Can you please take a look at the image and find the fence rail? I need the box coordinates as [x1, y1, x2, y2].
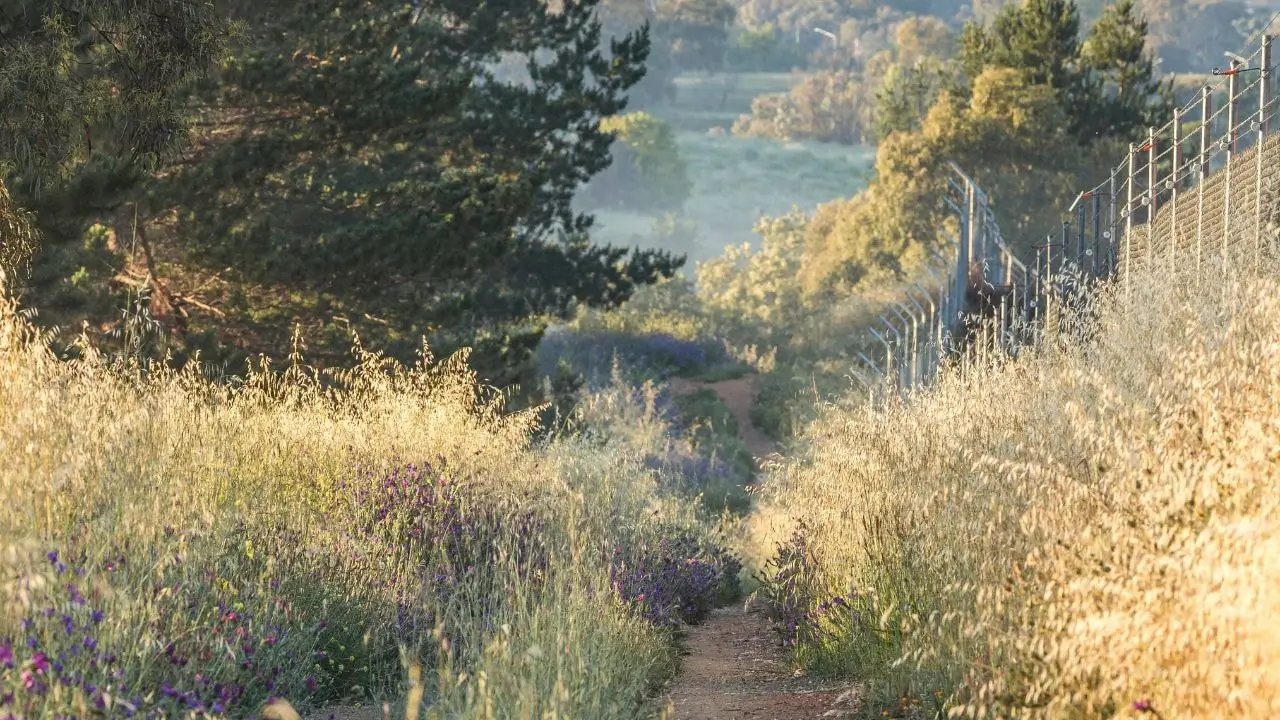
[854, 22, 1280, 401]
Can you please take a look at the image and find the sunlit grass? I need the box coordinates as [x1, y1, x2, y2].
[746, 235, 1280, 717]
[0, 282, 740, 718]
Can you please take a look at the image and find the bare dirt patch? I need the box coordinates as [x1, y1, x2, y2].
[667, 375, 777, 462]
[653, 606, 861, 719]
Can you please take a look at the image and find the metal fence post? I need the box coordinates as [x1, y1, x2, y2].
[1059, 220, 1070, 312]
[869, 327, 893, 388]
[1198, 85, 1213, 278]
[967, 182, 979, 269]
[1256, 35, 1273, 264]
[1108, 167, 1118, 277]
[1088, 193, 1099, 277]
[1046, 231, 1056, 334]
[1265, 35, 1274, 138]
[1228, 57, 1241, 158]
[912, 284, 936, 381]
[1224, 57, 1241, 273]
[1145, 126, 1157, 271]
[1147, 126, 1159, 219]
[908, 310, 920, 388]
[1125, 142, 1137, 299]
[1171, 107, 1182, 268]
[1076, 197, 1087, 269]
[956, 185, 971, 329]
[889, 303, 917, 389]
[1033, 248, 1043, 324]
[1059, 221, 1069, 276]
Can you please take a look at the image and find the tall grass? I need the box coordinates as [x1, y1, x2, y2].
[0, 282, 740, 718]
[747, 245, 1280, 718]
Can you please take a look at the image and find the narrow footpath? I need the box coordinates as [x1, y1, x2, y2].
[309, 375, 851, 720]
[665, 375, 777, 462]
[653, 604, 860, 719]
[659, 376, 861, 720]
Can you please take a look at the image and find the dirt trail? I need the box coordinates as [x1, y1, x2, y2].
[310, 376, 806, 720]
[657, 376, 866, 719]
[653, 606, 860, 720]
[666, 375, 777, 462]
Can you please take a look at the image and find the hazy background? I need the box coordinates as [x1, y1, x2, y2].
[574, 0, 1278, 272]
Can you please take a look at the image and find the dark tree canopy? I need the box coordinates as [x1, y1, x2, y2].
[144, 0, 683, 370]
[3, 0, 685, 382]
[0, 0, 234, 192]
[1, 0, 233, 281]
[1077, 0, 1170, 137]
[958, 0, 1170, 144]
[661, 0, 736, 73]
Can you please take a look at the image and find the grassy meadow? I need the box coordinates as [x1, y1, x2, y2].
[585, 132, 873, 268]
[0, 67, 850, 718]
[0, 283, 747, 719]
[742, 238, 1280, 718]
[664, 72, 809, 132]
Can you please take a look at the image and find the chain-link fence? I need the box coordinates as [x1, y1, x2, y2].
[855, 21, 1280, 402]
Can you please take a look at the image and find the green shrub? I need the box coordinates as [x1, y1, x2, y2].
[726, 24, 806, 72]
[584, 113, 692, 213]
[731, 69, 873, 145]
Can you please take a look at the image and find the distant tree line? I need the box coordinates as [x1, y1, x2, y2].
[793, 0, 1174, 296]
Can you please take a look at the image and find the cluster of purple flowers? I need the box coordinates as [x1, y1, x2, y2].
[624, 384, 682, 425]
[538, 328, 726, 385]
[0, 552, 147, 719]
[641, 448, 738, 489]
[341, 461, 551, 664]
[751, 523, 855, 648]
[609, 532, 742, 630]
[0, 548, 322, 719]
[639, 333, 718, 372]
[345, 461, 549, 587]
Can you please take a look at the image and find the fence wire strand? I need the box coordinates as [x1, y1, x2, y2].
[856, 26, 1280, 404]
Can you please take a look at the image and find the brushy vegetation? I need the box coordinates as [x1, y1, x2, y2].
[0, 280, 745, 719]
[550, 205, 918, 441]
[8, 2, 1273, 718]
[744, 238, 1280, 717]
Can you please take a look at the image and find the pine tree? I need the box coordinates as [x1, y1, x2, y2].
[957, 0, 1167, 144]
[874, 59, 951, 141]
[149, 0, 683, 373]
[662, 0, 736, 73]
[1078, 0, 1172, 138]
[1, 0, 233, 274]
[988, 0, 1082, 92]
[1, 1, 233, 193]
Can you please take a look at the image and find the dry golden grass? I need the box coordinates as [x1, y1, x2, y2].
[747, 243, 1280, 718]
[0, 276, 718, 718]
